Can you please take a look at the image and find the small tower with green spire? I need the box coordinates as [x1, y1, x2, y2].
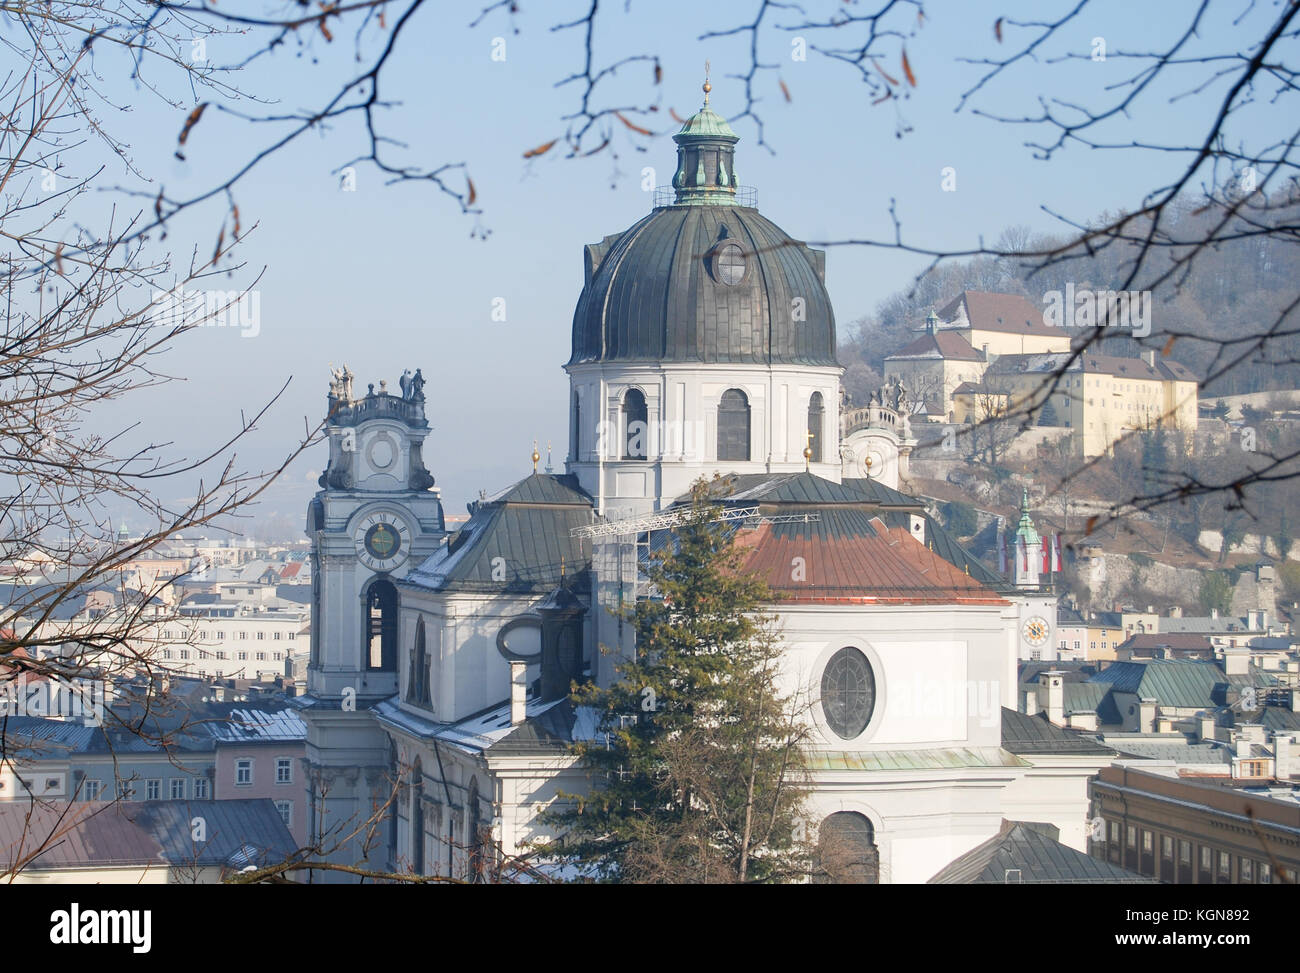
[670, 65, 744, 205]
[1013, 487, 1042, 588]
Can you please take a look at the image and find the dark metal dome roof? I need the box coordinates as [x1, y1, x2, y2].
[569, 95, 836, 367]
[568, 203, 837, 366]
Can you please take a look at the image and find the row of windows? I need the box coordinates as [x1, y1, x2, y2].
[162, 631, 294, 641]
[1109, 821, 1275, 883]
[235, 757, 295, 786]
[160, 649, 283, 662]
[85, 778, 211, 801]
[609, 388, 826, 464]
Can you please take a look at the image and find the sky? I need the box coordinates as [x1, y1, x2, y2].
[36, 0, 1288, 538]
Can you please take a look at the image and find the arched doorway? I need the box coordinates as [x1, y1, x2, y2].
[815, 811, 879, 884]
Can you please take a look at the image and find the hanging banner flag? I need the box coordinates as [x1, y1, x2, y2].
[1042, 540, 1051, 575]
[1052, 534, 1062, 573]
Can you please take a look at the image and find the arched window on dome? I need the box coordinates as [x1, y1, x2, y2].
[363, 578, 399, 672]
[807, 392, 825, 464]
[718, 389, 750, 462]
[814, 811, 879, 884]
[622, 388, 648, 460]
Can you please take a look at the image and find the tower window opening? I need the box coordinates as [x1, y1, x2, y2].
[718, 388, 751, 462]
[807, 391, 825, 464]
[364, 578, 399, 672]
[623, 388, 648, 459]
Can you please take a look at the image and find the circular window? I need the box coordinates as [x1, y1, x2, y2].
[821, 647, 876, 740]
[714, 243, 746, 285]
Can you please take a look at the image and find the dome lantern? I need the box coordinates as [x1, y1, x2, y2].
[670, 69, 743, 205]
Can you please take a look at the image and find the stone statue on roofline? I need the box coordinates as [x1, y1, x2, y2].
[328, 363, 356, 403]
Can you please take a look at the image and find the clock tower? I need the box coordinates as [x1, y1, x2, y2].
[1011, 489, 1057, 662]
[297, 367, 445, 876]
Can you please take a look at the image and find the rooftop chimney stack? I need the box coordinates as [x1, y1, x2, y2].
[1275, 736, 1293, 779]
[1024, 689, 1039, 717]
[510, 660, 527, 726]
[1038, 671, 1064, 726]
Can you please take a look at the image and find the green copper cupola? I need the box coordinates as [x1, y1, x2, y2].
[1015, 488, 1041, 547]
[670, 75, 743, 205]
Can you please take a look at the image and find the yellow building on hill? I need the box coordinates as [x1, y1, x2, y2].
[959, 350, 1198, 458]
[884, 291, 1073, 420]
[935, 291, 1072, 357]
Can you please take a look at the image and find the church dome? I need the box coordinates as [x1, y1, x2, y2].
[568, 93, 837, 368]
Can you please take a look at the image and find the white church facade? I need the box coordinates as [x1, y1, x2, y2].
[292, 89, 1106, 883]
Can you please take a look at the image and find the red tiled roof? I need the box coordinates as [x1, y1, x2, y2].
[939, 291, 1062, 337]
[731, 518, 1007, 605]
[889, 330, 985, 362]
[278, 562, 302, 579]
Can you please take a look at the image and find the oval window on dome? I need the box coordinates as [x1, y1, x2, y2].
[821, 647, 876, 740]
[714, 243, 746, 285]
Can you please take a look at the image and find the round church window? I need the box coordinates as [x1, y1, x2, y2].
[715, 243, 746, 285]
[821, 647, 876, 740]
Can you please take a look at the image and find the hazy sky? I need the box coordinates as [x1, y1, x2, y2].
[51, 0, 1283, 537]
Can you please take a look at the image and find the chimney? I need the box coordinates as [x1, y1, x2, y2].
[1223, 646, 1249, 676]
[1198, 714, 1216, 742]
[1138, 698, 1157, 733]
[1275, 737, 1293, 779]
[1024, 689, 1039, 717]
[1235, 735, 1251, 760]
[1141, 349, 1156, 368]
[1038, 671, 1064, 726]
[1211, 608, 1219, 619]
[509, 660, 527, 726]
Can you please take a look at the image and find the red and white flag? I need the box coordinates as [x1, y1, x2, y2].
[1051, 534, 1062, 573]
[1042, 541, 1051, 575]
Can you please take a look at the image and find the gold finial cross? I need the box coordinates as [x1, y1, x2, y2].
[532, 438, 540, 473]
[703, 60, 711, 104]
[803, 429, 814, 472]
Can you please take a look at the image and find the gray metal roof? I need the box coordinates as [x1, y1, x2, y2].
[404, 474, 595, 594]
[0, 799, 295, 871]
[1088, 660, 1228, 708]
[1001, 708, 1115, 755]
[928, 822, 1156, 884]
[1102, 738, 1233, 764]
[569, 204, 836, 366]
[1159, 615, 1250, 634]
[206, 708, 306, 743]
[373, 695, 580, 756]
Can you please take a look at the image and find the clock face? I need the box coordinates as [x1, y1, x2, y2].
[354, 514, 409, 571]
[1022, 616, 1049, 646]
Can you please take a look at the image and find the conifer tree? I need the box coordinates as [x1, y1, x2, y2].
[548, 480, 811, 883]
